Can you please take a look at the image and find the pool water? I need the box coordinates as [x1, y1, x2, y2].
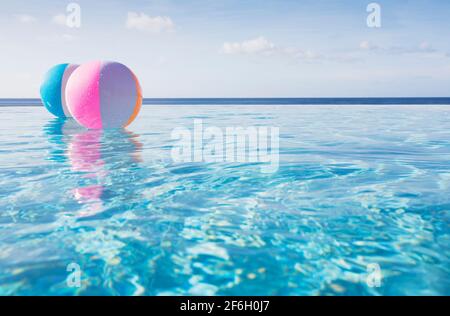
[0, 105, 449, 295]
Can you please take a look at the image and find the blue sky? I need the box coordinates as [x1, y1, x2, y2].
[1, 0, 450, 97]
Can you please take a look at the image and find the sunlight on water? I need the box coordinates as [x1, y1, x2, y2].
[0, 105, 449, 295]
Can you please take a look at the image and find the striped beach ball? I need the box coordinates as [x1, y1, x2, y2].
[40, 63, 79, 118]
[65, 61, 142, 129]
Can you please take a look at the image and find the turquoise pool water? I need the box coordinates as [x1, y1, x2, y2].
[0, 105, 449, 295]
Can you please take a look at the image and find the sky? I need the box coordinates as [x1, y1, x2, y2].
[1, 0, 450, 98]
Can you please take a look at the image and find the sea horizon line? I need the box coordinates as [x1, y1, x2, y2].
[1, 97, 450, 106]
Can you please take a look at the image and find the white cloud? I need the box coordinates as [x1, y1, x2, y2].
[360, 40, 439, 55]
[14, 14, 37, 24]
[418, 41, 436, 53]
[125, 12, 174, 33]
[222, 36, 356, 63]
[52, 13, 67, 26]
[283, 48, 325, 61]
[223, 36, 275, 55]
[359, 40, 378, 50]
[419, 41, 430, 50]
[36, 33, 77, 43]
[61, 34, 75, 41]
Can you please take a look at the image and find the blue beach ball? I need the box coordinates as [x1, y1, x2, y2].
[40, 63, 79, 118]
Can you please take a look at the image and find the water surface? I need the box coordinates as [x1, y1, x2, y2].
[0, 105, 449, 295]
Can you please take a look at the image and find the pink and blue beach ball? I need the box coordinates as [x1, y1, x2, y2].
[40, 63, 79, 118]
[65, 61, 142, 129]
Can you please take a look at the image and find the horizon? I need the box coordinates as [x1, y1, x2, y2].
[2, 96, 450, 100]
[2, 96, 450, 106]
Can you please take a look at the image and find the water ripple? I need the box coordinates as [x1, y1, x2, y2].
[0, 106, 449, 295]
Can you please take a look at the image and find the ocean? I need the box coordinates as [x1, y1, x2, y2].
[1, 97, 450, 106]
